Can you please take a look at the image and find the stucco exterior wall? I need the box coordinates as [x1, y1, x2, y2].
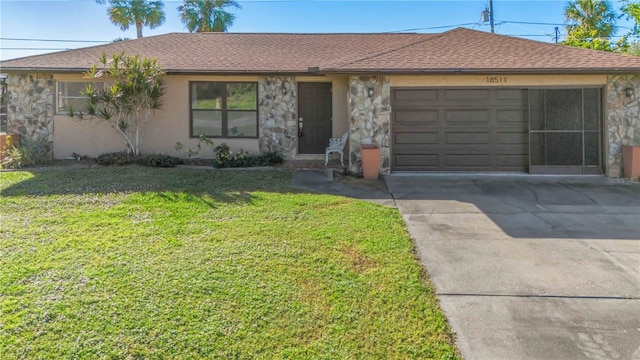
[606, 74, 640, 177]
[5, 73, 55, 158]
[54, 74, 261, 158]
[51, 73, 350, 160]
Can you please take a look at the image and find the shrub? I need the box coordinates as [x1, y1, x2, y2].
[261, 151, 284, 165]
[212, 144, 284, 168]
[96, 152, 183, 167]
[137, 154, 183, 168]
[1, 136, 49, 169]
[175, 134, 214, 162]
[213, 143, 232, 168]
[230, 149, 251, 167]
[95, 151, 138, 166]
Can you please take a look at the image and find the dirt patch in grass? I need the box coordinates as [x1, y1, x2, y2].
[339, 243, 378, 273]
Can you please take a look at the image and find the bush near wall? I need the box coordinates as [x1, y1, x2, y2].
[1, 136, 50, 169]
[213, 144, 283, 168]
[95, 147, 283, 169]
[95, 152, 184, 168]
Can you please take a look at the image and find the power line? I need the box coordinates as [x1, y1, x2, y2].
[385, 22, 481, 33]
[498, 20, 634, 30]
[499, 20, 569, 26]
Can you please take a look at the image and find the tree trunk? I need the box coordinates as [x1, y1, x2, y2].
[136, 22, 143, 38]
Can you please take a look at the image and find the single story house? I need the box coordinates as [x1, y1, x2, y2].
[1, 28, 639, 176]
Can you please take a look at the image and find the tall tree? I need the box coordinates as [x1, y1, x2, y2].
[563, 0, 619, 50]
[178, 0, 241, 32]
[96, 0, 166, 39]
[564, 0, 618, 38]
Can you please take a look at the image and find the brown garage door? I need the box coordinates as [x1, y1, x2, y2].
[391, 88, 528, 172]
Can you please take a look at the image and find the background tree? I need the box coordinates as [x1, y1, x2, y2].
[621, 0, 640, 34]
[625, 40, 640, 55]
[96, 0, 166, 38]
[563, 0, 619, 50]
[68, 52, 165, 155]
[178, 0, 240, 32]
[112, 37, 133, 43]
[607, 1, 640, 55]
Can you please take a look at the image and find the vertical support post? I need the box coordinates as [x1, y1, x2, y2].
[0, 73, 7, 133]
[489, 0, 495, 33]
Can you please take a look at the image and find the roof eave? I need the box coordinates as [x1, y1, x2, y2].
[321, 67, 640, 75]
[163, 69, 324, 76]
[2, 66, 639, 76]
[0, 67, 326, 76]
[0, 67, 90, 73]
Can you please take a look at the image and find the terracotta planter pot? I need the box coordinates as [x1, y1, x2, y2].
[622, 145, 640, 179]
[0, 133, 20, 162]
[361, 144, 380, 180]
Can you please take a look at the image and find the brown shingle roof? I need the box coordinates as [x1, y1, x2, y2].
[0, 32, 430, 73]
[2, 28, 639, 74]
[328, 28, 640, 73]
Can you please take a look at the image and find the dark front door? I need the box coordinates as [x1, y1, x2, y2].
[298, 82, 332, 154]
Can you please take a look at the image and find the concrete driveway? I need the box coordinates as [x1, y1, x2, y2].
[385, 175, 640, 360]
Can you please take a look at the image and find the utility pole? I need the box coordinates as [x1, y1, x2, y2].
[489, 0, 495, 33]
[554, 27, 559, 43]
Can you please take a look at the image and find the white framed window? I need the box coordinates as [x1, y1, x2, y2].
[56, 81, 102, 114]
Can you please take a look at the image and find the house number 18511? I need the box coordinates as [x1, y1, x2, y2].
[487, 76, 507, 84]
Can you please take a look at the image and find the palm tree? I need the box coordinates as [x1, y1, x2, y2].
[564, 0, 618, 39]
[96, 0, 166, 39]
[178, 0, 241, 32]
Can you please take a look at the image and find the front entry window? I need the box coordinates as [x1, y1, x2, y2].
[190, 82, 258, 138]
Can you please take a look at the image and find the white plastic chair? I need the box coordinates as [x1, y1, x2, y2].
[325, 132, 349, 166]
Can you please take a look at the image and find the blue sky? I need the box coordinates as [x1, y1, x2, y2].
[0, 0, 635, 60]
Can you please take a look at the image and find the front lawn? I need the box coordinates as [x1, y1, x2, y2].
[0, 167, 459, 359]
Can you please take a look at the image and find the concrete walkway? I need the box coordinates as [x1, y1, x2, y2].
[386, 175, 640, 360]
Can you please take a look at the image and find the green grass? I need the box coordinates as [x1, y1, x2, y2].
[0, 166, 459, 359]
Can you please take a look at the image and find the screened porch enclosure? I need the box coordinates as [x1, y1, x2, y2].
[528, 88, 603, 174]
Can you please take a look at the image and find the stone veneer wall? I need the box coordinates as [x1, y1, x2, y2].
[606, 74, 640, 177]
[348, 76, 391, 175]
[6, 73, 55, 157]
[258, 76, 297, 159]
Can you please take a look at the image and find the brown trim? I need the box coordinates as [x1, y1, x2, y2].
[2, 67, 640, 76]
[0, 68, 328, 76]
[320, 68, 640, 75]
